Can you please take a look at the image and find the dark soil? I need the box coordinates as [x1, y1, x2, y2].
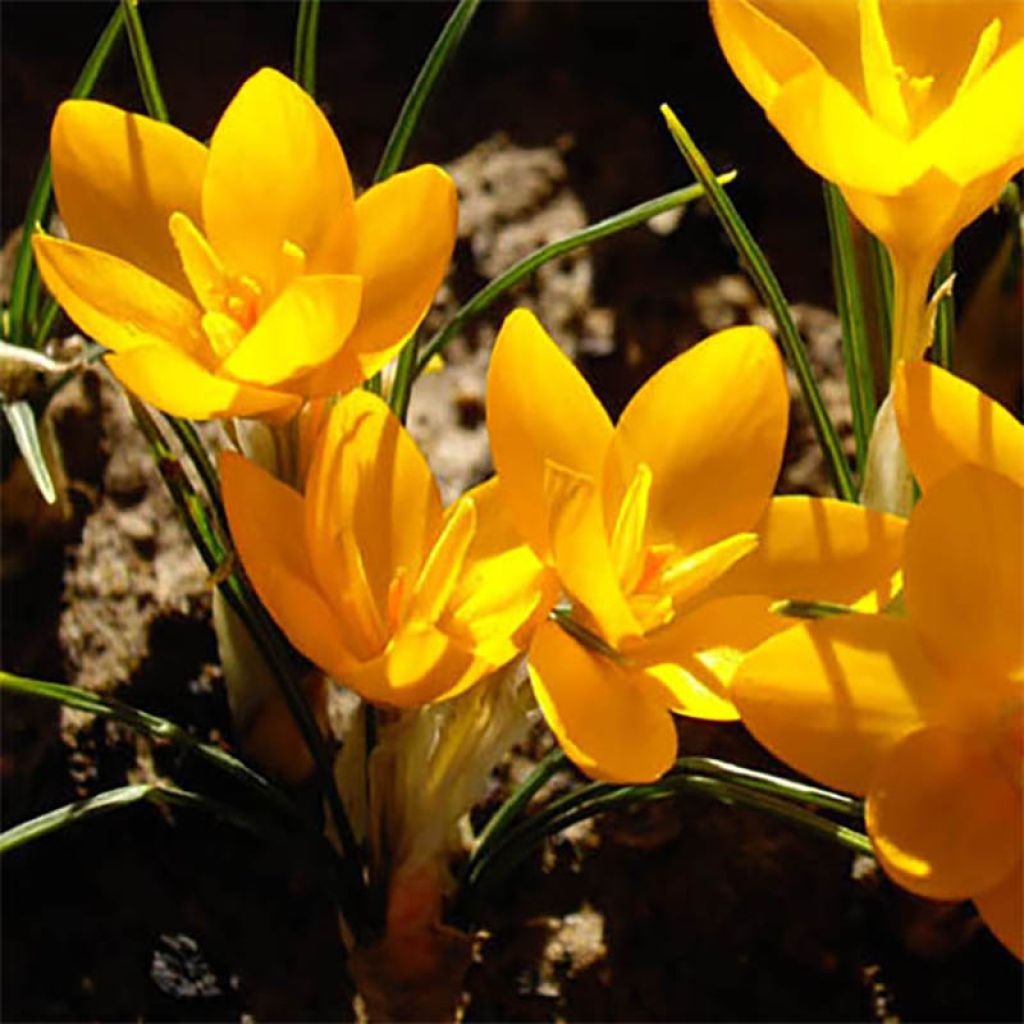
[3, 3, 1022, 1021]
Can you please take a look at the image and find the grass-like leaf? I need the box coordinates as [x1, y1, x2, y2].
[661, 104, 856, 502]
[121, 0, 169, 122]
[292, 0, 321, 96]
[932, 245, 955, 371]
[823, 183, 876, 476]
[374, 0, 481, 184]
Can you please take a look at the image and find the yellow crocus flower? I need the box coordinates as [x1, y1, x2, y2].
[735, 362, 1023, 958]
[710, 0, 1024, 364]
[487, 310, 906, 783]
[221, 388, 556, 708]
[32, 68, 457, 420]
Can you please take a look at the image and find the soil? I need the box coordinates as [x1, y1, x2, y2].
[3, 4, 1022, 1022]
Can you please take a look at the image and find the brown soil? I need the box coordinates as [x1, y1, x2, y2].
[3, 4, 1021, 1021]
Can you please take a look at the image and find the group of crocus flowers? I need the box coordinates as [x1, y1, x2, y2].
[30, 0, 1023, 962]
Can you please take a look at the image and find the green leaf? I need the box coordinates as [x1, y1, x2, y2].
[660, 104, 857, 503]
[823, 183, 875, 476]
[121, 0, 169, 123]
[3, 400, 56, 504]
[6, 4, 126, 348]
[292, 0, 321, 96]
[932, 245, 955, 371]
[374, 0, 481, 184]
[868, 234, 894, 370]
[413, 175, 735, 379]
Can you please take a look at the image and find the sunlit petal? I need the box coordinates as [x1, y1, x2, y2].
[32, 234, 203, 356]
[712, 496, 907, 611]
[867, 727, 1023, 900]
[219, 452, 358, 680]
[894, 361, 1024, 490]
[218, 275, 362, 389]
[487, 309, 614, 560]
[203, 68, 355, 288]
[604, 325, 787, 554]
[106, 344, 300, 421]
[733, 616, 940, 794]
[528, 620, 678, 783]
[50, 99, 206, 294]
[904, 465, 1024, 687]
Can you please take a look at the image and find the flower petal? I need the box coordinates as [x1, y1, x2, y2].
[303, 165, 457, 394]
[528, 619, 678, 783]
[712, 496, 907, 611]
[866, 726, 1023, 900]
[733, 615, 939, 794]
[975, 861, 1024, 959]
[219, 451, 358, 681]
[32, 234, 203, 356]
[487, 309, 614, 560]
[202, 68, 355, 289]
[343, 622, 489, 708]
[50, 99, 206, 294]
[305, 389, 442, 649]
[604, 326, 787, 555]
[904, 464, 1024, 688]
[105, 345, 299, 421]
[629, 595, 781, 712]
[443, 478, 559, 664]
[218, 275, 362, 389]
[544, 460, 643, 647]
[894, 361, 1024, 490]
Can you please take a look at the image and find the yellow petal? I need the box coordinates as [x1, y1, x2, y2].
[32, 234, 203, 356]
[305, 389, 442, 643]
[544, 460, 643, 647]
[106, 344, 300, 421]
[487, 309, 614, 560]
[866, 727, 1022, 900]
[50, 99, 207, 294]
[975, 861, 1024, 959]
[219, 452, 358, 680]
[904, 464, 1024, 687]
[408, 496, 476, 625]
[732, 616, 939, 794]
[920, 37, 1024, 187]
[711, 496, 907, 611]
[442, 478, 559, 662]
[629, 594, 780, 710]
[640, 662, 740, 722]
[858, 0, 910, 138]
[604, 325, 786, 554]
[303, 166, 457, 394]
[202, 68, 355, 289]
[343, 622, 488, 708]
[894, 361, 1024, 490]
[218, 275, 362, 389]
[528, 620, 678, 783]
[658, 532, 759, 608]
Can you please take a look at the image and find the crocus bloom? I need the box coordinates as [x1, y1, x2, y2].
[33, 68, 457, 420]
[734, 362, 1023, 957]
[221, 388, 555, 707]
[710, 0, 1024, 364]
[486, 310, 906, 783]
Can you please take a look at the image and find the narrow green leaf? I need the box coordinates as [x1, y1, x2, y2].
[823, 183, 875, 475]
[0, 784, 156, 854]
[770, 598, 857, 620]
[868, 234, 894, 370]
[413, 176, 734, 378]
[374, 0, 481, 184]
[661, 105, 856, 502]
[3, 400, 56, 504]
[161, 414, 227, 536]
[292, 0, 321, 96]
[121, 0, 169, 123]
[387, 331, 420, 423]
[932, 245, 955, 371]
[33, 298, 61, 348]
[7, 5, 126, 347]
